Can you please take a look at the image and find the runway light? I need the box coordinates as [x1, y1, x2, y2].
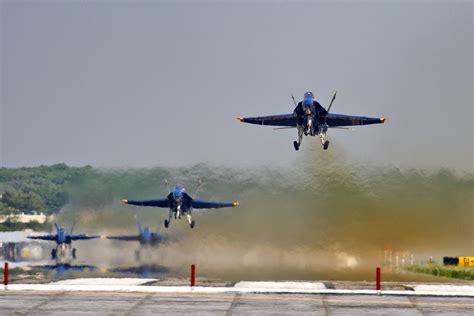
[191, 264, 196, 288]
[4, 262, 8, 290]
[376, 267, 381, 293]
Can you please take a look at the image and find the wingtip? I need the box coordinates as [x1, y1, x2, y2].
[237, 117, 244, 122]
[122, 199, 128, 204]
[233, 201, 240, 207]
[380, 117, 386, 123]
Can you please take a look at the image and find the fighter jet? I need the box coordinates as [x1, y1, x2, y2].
[238, 91, 385, 150]
[106, 221, 167, 246]
[122, 183, 239, 229]
[27, 223, 100, 260]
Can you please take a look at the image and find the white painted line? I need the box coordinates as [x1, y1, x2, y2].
[49, 278, 157, 286]
[2, 284, 473, 297]
[234, 281, 326, 290]
[411, 285, 474, 293]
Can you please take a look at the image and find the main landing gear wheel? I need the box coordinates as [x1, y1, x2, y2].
[72, 248, 77, 259]
[323, 140, 330, 150]
[51, 249, 57, 260]
[164, 219, 169, 228]
[293, 141, 299, 151]
[190, 220, 195, 229]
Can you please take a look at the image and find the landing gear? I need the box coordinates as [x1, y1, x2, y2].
[51, 248, 57, 260]
[164, 219, 169, 228]
[72, 248, 77, 259]
[318, 124, 329, 150]
[294, 125, 304, 151]
[190, 221, 195, 229]
[135, 249, 141, 261]
[323, 140, 330, 150]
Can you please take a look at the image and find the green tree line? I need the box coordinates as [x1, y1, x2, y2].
[0, 164, 95, 215]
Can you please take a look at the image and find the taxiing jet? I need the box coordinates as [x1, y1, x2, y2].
[107, 221, 167, 246]
[28, 223, 100, 260]
[238, 91, 385, 150]
[122, 183, 239, 228]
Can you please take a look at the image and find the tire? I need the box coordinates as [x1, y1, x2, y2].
[293, 141, 299, 151]
[323, 140, 329, 150]
[190, 221, 195, 229]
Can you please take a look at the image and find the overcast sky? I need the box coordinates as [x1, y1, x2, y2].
[1, 0, 472, 171]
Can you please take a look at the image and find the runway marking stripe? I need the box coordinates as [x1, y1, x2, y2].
[2, 291, 473, 308]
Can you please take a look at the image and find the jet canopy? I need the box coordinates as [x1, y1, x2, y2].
[303, 91, 314, 107]
[173, 185, 185, 201]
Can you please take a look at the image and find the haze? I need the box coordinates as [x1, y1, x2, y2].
[1, 0, 472, 171]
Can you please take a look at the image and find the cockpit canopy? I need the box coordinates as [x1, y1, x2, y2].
[303, 91, 314, 107]
[173, 185, 185, 200]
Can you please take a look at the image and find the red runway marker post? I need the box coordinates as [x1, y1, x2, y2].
[191, 264, 196, 287]
[376, 267, 381, 292]
[4, 262, 8, 289]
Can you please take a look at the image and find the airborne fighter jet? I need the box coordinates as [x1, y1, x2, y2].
[28, 223, 100, 260]
[238, 91, 385, 150]
[122, 183, 239, 229]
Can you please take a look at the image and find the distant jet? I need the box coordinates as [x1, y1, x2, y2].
[28, 223, 100, 260]
[122, 183, 239, 229]
[107, 221, 167, 246]
[238, 91, 385, 150]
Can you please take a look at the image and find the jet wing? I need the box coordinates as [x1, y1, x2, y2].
[68, 234, 100, 240]
[122, 198, 169, 208]
[107, 235, 140, 241]
[238, 113, 297, 127]
[326, 113, 385, 127]
[28, 235, 56, 241]
[192, 199, 239, 209]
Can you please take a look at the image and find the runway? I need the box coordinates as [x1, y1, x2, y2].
[0, 290, 473, 315]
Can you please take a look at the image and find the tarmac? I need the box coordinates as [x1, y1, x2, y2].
[0, 290, 473, 315]
[0, 279, 473, 315]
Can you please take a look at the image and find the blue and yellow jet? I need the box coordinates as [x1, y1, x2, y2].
[122, 184, 239, 229]
[239, 91, 385, 150]
[28, 223, 100, 260]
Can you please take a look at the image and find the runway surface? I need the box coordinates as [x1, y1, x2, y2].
[0, 290, 473, 315]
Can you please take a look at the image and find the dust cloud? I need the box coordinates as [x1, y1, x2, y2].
[60, 142, 473, 281]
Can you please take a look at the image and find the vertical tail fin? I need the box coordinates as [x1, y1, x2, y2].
[134, 215, 142, 234]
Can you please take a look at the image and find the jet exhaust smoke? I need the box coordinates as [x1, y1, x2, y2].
[61, 143, 473, 281]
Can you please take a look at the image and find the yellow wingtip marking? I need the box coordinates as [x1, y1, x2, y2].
[233, 202, 240, 206]
[238, 117, 244, 122]
[122, 199, 128, 204]
[380, 117, 386, 123]
[100, 235, 107, 239]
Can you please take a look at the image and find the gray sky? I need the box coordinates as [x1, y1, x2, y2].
[1, 0, 472, 171]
